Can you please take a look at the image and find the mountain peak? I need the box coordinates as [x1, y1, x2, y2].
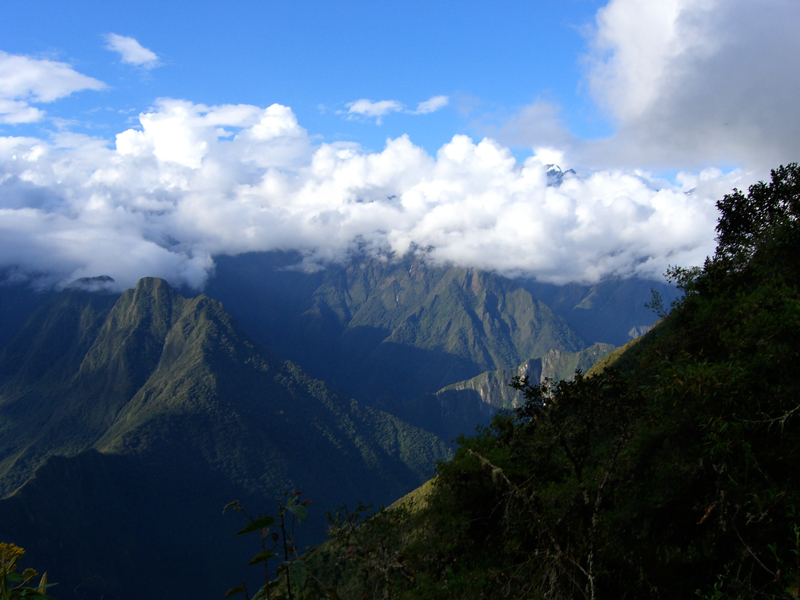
[545, 164, 576, 187]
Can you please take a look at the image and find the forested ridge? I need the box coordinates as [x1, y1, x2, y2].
[289, 164, 800, 599]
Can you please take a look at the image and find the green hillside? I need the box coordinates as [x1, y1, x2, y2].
[0, 277, 451, 599]
[521, 276, 681, 346]
[437, 342, 615, 409]
[396, 343, 615, 443]
[206, 257, 584, 412]
[298, 164, 800, 599]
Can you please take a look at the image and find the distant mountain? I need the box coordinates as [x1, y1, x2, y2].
[398, 343, 615, 442]
[544, 164, 576, 186]
[0, 274, 57, 353]
[520, 276, 680, 346]
[437, 342, 616, 409]
[0, 277, 450, 600]
[205, 253, 585, 411]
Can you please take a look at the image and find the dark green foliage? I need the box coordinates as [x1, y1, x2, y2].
[310, 165, 800, 599]
[225, 492, 316, 600]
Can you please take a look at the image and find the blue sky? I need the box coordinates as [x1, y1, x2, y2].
[1, 0, 799, 290]
[1, 1, 607, 155]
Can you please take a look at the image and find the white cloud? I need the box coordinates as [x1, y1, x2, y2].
[0, 51, 106, 123]
[344, 99, 404, 124]
[0, 100, 745, 291]
[579, 0, 800, 170]
[104, 34, 159, 68]
[342, 96, 450, 123]
[414, 95, 449, 114]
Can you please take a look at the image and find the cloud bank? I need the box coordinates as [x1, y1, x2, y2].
[493, 0, 800, 172]
[582, 0, 800, 170]
[7, 0, 795, 293]
[0, 98, 740, 291]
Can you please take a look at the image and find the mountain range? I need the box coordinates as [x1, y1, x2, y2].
[0, 276, 449, 598]
[0, 254, 671, 599]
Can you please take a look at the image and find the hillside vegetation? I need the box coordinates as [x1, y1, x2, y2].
[301, 164, 800, 599]
[397, 344, 615, 443]
[0, 278, 451, 599]
[206, 257, 587, 410]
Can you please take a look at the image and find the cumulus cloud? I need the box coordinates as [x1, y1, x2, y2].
[104, 34, 159, 68]
[579, 0, 800, 170]
[0, 51, 106, 123]
[413, 95, 449, 114]
[0, 99, 744, 291]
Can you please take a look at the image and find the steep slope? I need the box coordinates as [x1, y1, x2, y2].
[437, 342, 616, 409]
[0, 275, 56, 352]
[0, 277, 451, 599]
[0, 284, 120, 493]
[520, 276, 681, 346]
[206, 253, 584, 409]
[398, 343, 615, 442]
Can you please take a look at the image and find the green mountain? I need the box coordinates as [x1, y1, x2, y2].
[437, 342, 615, 409]
[520, 276, 680, 346]
[0, 274, 56, 352]
[299, 165, 800, 599]
[206, 255, 584, 410]
[397, 343, 615, 443]
[0, 277, 451, 599]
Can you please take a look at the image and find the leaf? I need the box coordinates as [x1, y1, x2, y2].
[290, 562, 307, 590]
[236, 516, 275, 535]
[224, 584, 247, 598]
[286, 503, 307, 521]
[252, 581, 280, 600]
[251, 584, 269, 600]
[21, 567, 38, 584]
[248, 550, 278, 566]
